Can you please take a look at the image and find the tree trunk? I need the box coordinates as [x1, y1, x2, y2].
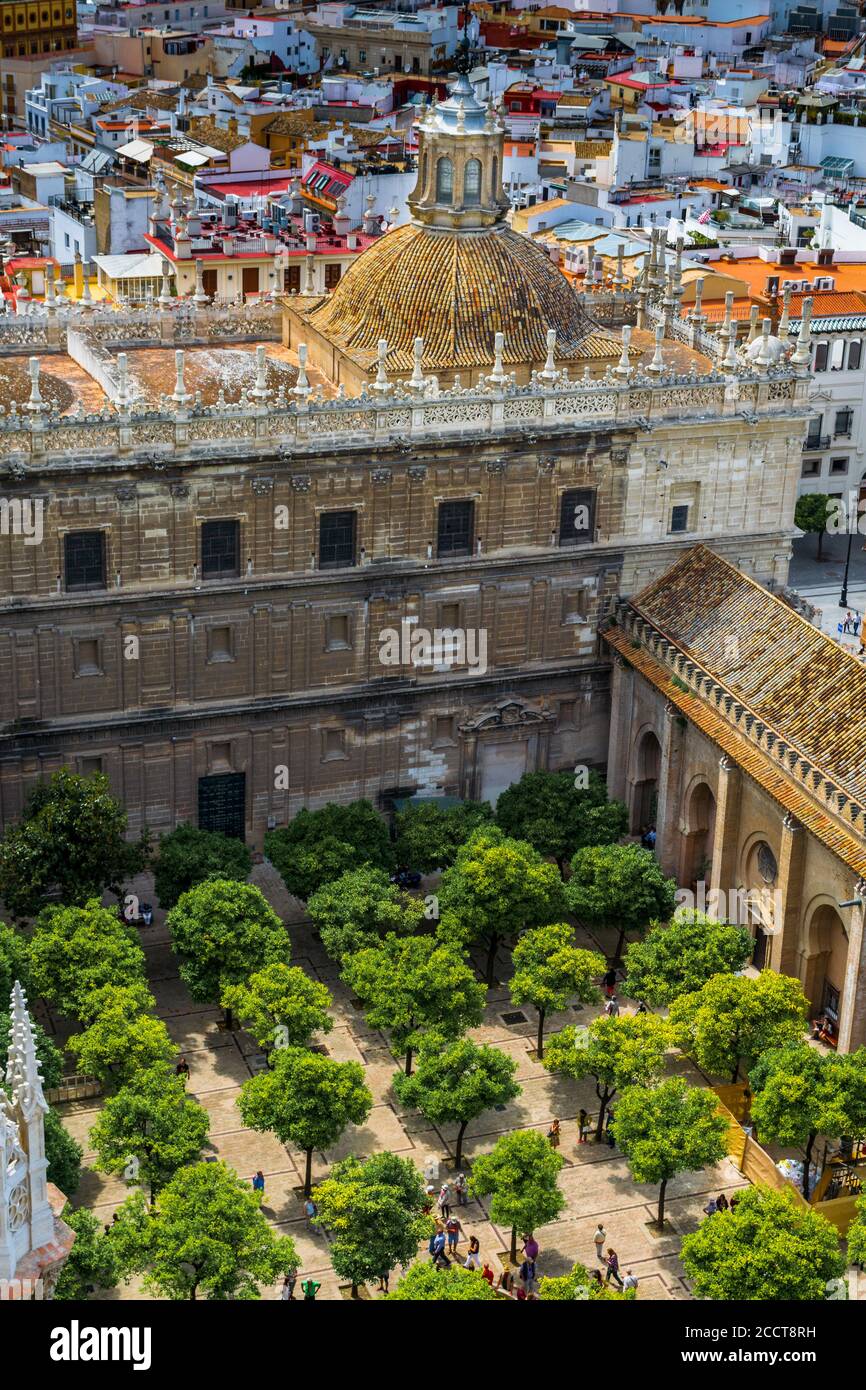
[485, 932, 500, 987]
[224, 1005, 234, 1031]
[536, 1008, 546, 1060]
[510, 1225, 518, 1263]
[455, 1119, 468, 1171]
[730, 1059, 739, 1084]
[350, 1281, 359, 1298]
[595, 1084, 612, 1141]
[556, 857, 567, 880]
[657, 1178, 668, 1231]
[613, 925, 626, 964]
[803, 1131, 816, 1200]
[303, 1147, 313, 1198]
[404, 1046, 413, 1076]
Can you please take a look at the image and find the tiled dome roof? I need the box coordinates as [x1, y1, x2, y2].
[304, 221, 612, 375]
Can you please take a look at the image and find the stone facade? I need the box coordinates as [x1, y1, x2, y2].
[606, 549, 866, 1053]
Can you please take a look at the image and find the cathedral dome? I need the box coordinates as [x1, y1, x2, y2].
[305, 219, 605, 376]
[291, 67, 617, 385]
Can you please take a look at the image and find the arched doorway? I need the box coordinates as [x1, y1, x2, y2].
[803, 904, 849, 1042]
[743, 838, 780, 970]
[681, 781, 716, 890]
[631, 730, 660, 834]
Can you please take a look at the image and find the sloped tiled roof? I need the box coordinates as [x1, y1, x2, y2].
[604, 546, 866, 876]
[187, 117, 247, 153]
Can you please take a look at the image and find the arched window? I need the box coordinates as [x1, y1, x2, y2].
[464, 158, 481, 205]
[490, 155, 499, 199]
[436, 156, 453, 204]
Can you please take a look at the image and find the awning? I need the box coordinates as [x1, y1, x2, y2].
[116, 139, 153, 162]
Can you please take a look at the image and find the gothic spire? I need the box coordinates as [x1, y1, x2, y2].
[6, 981, 48, 1121]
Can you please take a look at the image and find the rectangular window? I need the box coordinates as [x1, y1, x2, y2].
[801, 458, 821, 477]
[76, 638, 101, 675]
[830, 457, 848, 476]
[79, 755, 103, 776]
[284, 264, 301, 292]
[814, 342, 829, 372]
[848, 340, 862, 371]
[322, 728, 346, 761]
[559, 488, 595, 545]
[325, 613, 351, 650]
[834, 408, 853, 437]
[438, 601, 461, 629]
[65, 530, 106, 592]
[669, 503, 690, 534]
[324, 262, 342, 290]
[208, 625, 233, 661]
[201, 519, 240, 579]
[432, 715, 455, 746]
[319, 510, 356, 569]
[436, 500, 474, 557]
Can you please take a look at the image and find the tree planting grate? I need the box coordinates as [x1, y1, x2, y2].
[501, 1011, 528, 1026]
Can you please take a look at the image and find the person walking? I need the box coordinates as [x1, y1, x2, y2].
[605, 1248, 624, 1288]
[593, 1223, 607, 1264]
[578, 1109, 591, 1144]
[304, 1195, 317, 1224]
[437, 1181, 452, 1221]
[301, 1277, 321, 1301]
[716, 1192, 729, 1212]
[280, 1268, 298, 1301]
[454, 1171, 468, 1206]
[522, 1233, 539, 1264]
[464, 1235, 481, 1270]
[519, 1257, 536, 1292]
[430, 1226, 450, 1266]
[252, 1170, 265, 1195]
[547, 1118, 561, 1150]
[377, 1270, 390, 1294]
[175, 1056, 190, 1086]
[445, 1213, 464, 1255]
[603, 967, 618, 999]
[481, 1262, 495, 1286]
[622, 1270, 638, 1294]
[604, 995, 620, 1018]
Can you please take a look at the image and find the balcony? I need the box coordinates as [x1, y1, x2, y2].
[803, 435, 830, 451]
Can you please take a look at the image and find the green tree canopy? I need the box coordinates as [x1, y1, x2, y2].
[0, 1009, 63, 1089]
[307, 865, 425, 965]
[0, 922, 30, 999]
[153, 823, 251, 910]
[437, 827, 567, 985]
[222, 962, 333, 1055]
[108, 1162, 299, 1300]
[681, 1185, 844, 1300]
[510, 924, 604, 1058]
[0, 769, 147, 920]
[167, 879, 290, 1026]
[265, 799, 394, 901]
[67, 986, 174, 1091]
[394, 800, 493, 874]
[624, 908, 753, 1007]
[566, 843, 677, 963]
[543, 1012, 670, 1141]
[794, 493, 833, 561]
[748, 1043, 866, 1198]
[90, 1065, 211, 1203]
[54, 1205, 121, 1300]
[29, 900, 146, 1020]
[46, 1108, 83, 1196]
[393, 1038, 521, 1169]
[495, 769, 627, 874]
[669, 970, 809, 1082]
[342, 932, 486, 1075]
[538, 1261, 635, 1301]
[612, 1078, 728, 1229]
[846, 1191, 866, 1269]
[386, 1261, 499, 1300]
[469, 1128, 566, 1262]
[237, 1045, 372, 1195]
[312, 1151, 433, 1296]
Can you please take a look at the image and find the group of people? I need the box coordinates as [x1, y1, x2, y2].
[703, 1192, 737, 1218]
[592, 1225, 638, 1293]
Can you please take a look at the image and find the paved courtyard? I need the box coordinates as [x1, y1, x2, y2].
[52, 862, 749, 1300]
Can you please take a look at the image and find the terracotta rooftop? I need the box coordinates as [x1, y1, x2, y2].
[187, 118, 248, 153]
[605, 546, 866, 877]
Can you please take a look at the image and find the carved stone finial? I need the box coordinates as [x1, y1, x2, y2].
[372, 338, 391, 394]
[292, 342, 312, 398]
[408, 336, 426, 394]
[250, 344, 271, 401]
[171, 349, 191, 406]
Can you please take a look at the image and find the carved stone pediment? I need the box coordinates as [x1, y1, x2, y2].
[460, 699, 555, 733]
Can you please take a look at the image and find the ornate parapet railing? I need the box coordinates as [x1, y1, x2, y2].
[0, 331, 810, 469]
[0, 295, 282, 357]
